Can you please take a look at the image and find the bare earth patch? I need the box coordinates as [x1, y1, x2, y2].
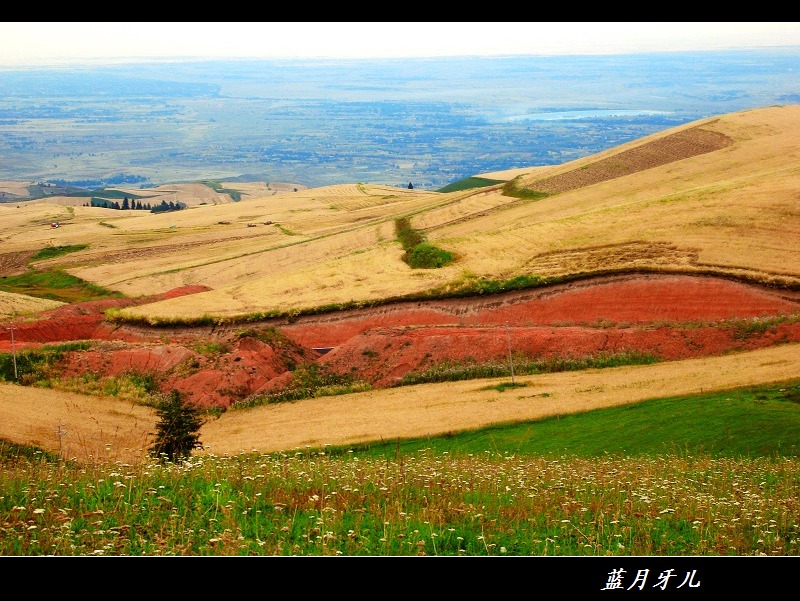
[2, 273, 799, 411]
[520, 125, 733, 194]
[0, 250, 36, 277]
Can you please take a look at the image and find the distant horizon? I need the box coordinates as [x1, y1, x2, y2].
[1, 22, 799, 66]
[3, 46, 800, 70]
[2, 48, 798, 190]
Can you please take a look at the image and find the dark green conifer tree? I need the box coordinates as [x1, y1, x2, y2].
[149, 390, 204, 462]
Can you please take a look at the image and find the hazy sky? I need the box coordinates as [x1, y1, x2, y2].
[1, 22, 798, 65]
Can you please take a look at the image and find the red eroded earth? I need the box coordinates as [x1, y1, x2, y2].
[2, 274, 800, 408]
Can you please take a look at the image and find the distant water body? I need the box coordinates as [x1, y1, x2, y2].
[507, 110, 671, 122]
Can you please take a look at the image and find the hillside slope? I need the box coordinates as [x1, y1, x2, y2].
[118, 104, 800, 321]
[2, 105, 800, 458]
[2, 105, 798, 323]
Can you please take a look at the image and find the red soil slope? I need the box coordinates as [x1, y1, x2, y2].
[2, 274, 800, 408]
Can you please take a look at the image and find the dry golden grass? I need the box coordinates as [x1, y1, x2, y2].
[4, 105, 800, 462]
[3, 105, 800, 321]
[0, 291, 64, 318]
[2, 343, 798, 462]
[0, 382, 155, 464]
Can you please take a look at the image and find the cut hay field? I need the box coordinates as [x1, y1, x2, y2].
[0, 290, 63, 318]
[3, 105, 799, 322]
[2, 104, 800, 462]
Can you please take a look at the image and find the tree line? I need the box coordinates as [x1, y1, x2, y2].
[84, 197, 187, 213]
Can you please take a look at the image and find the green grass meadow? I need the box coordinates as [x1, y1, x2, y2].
[345, 381, 800, 459]
[2, 379, 800, 557]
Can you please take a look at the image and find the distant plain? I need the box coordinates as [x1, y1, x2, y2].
[2, 49, 800, 191]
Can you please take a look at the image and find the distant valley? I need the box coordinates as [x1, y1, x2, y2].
[2, 49, 800, 192]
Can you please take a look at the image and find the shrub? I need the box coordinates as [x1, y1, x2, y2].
[395, 217, 425, 251]
[30, 244, 89, 261]
[395, 217, 453, 269]
[406, 243, 454, 269]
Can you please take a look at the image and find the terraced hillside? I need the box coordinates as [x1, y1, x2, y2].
[1, 105, 799, 462]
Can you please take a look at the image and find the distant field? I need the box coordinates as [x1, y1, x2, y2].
[0, 181, 307, 209]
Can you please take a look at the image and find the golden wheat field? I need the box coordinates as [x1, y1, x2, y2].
[2, 104, 796, 323]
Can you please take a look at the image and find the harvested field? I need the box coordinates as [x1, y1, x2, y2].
[2, 105, 800, 462]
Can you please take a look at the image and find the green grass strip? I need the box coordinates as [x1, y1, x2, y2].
[333, 380, 800, 460]
[0, 270, 123, 303]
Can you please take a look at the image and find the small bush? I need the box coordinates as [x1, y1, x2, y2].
[31, 244, 89, 261]
[395, 217, 453, 269]
[193, 341, 230, 355]
[395, 217, 425, 251]
[406, 243, 454, 269]
[481, 381, 529, 392]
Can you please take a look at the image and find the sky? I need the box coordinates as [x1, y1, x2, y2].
[0, 22, 798, 66]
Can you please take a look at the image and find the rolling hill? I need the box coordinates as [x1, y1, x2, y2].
[1, 104, 799, 463]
